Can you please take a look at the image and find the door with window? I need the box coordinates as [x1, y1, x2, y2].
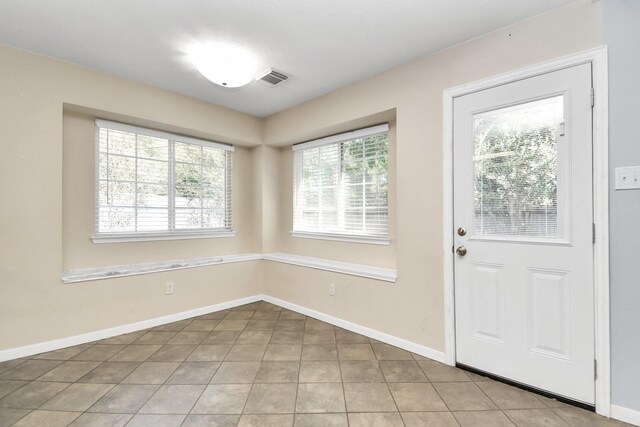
[453, 63, 594, 404]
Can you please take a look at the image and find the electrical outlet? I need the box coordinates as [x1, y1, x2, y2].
[165, 282, 175, 295]
[329, 283, 336, 296]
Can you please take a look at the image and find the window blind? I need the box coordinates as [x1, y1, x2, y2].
[293, 124, 389, 239]
[95, 120, 233, 236]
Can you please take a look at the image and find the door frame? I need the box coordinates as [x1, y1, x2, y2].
[442, 47, 610, 415]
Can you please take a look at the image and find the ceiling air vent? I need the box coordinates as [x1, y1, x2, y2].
[256, 68, 289, 86]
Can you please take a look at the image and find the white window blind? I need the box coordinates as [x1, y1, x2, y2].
[293, 124, 389, 240]
[95, 120, 233, 239]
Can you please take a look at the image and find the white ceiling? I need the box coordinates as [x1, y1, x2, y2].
[0, 0, 574, 117]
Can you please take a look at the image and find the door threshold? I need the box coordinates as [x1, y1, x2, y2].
[456, 363, 595, 412]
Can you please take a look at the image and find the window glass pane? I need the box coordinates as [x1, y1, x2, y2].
[302, 210, 319, 228]
[99, 181, 136, 207]
[473, 96, 562, 238]
[175, 186, 202, 208]
[175, 162, 201, 186]
[107, 155, 136, 182]
[138, 135, 169, 161]
[203, 209, 226, 228]
[175, 208, 202, 229]
[303, 189, 319, 208]
[98, 151, 109, 180]
[138, 159, 168, 184]
[203, 147, 225, 168]
[344, 184, 363, 208]
[343, 161, 364, 185]
[320, 187, 338, 208]
[365, 210, 388, 231]
[175, 142, 202, 164]
[137, 208, 169, 231]
[98, 207, 135, 232]
[202, 188, 225, 209]
[137, 184, 168, 208]
[202, 167, 225, 186]
[344, 209, 364, 231]
[321, 210, 339, 228]
[107, 130, 135, 156]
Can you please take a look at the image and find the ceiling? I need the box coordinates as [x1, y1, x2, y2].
[0, 0, 574, 117]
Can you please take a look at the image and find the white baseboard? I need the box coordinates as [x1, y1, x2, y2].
[0, 295, 262, 362]
[611, 405, 640, 426]
[1, 293, 446, 366]
[261, 294, 447, 363]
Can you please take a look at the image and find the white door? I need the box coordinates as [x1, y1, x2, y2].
[453, 63, 594, 404]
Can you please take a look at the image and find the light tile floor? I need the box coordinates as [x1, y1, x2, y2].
[0, 301, 632, 427]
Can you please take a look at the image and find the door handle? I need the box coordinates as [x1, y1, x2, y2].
[457, 227, 467, 236]
[456, 246, 467, 256]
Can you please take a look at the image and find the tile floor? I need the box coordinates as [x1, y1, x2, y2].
[0, 301, 631, 427]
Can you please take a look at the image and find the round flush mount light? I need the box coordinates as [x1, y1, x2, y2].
[190, 42, 260, 88]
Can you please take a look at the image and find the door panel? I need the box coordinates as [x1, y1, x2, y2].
[453, 63, 594, 404]
[470, 262, 505, 343]
[527, 268, 571, 359]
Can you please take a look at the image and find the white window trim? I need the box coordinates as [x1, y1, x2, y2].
[94, 120, 234, 242]
[91, 230, 236, 244]
[95, 120, 234, 152]
[292, 123, 390, 242]
[292, 123, 389, 151]
[290, 231, 390, 245]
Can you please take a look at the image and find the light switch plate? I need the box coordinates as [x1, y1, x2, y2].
[615, 166, 640, 190]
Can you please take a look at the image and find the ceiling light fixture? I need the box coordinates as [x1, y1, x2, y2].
[190, 42, 260, 88]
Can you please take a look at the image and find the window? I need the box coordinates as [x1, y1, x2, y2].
[94, 120, 233, 242]
[292, 124, 389, 243]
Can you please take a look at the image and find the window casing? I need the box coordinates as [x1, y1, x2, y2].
[293, 124, 389, 242]
[94, 120, 233, 242]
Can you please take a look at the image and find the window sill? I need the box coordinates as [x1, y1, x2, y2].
[264, 252, 397, 282]
[91, 231, 236, 243]
[290, 231, 390, 246]
[63, 253, 260, 283]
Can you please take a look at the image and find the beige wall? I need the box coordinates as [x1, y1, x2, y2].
[262, 0, 603, 350]
[0, 45, 263, 350]
[0, 0, 603, 353]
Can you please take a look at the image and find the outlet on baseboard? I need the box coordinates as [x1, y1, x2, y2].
[165, 282, 175, 295]
[329, 283, 336, 296]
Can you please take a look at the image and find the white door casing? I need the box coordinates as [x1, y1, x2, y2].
[452, 63, 594, 404]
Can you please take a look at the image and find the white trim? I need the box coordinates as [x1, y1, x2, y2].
[261, 295, 446, 363]
[95, 119, 234, 151]
[62, 252, 397, 284]
[591, 47, 611, 418]
[264, 252, 397, 283]
[611, 405, 640, 426]
[290, 231, 390, 246]
[0, 295, 261, 362]
[292, 123, 389, 151]
[91, 230, 236, 243]
[441, 47, 610, 414]
[442, 88, 457, 366]
[63, 253, 262, 283]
